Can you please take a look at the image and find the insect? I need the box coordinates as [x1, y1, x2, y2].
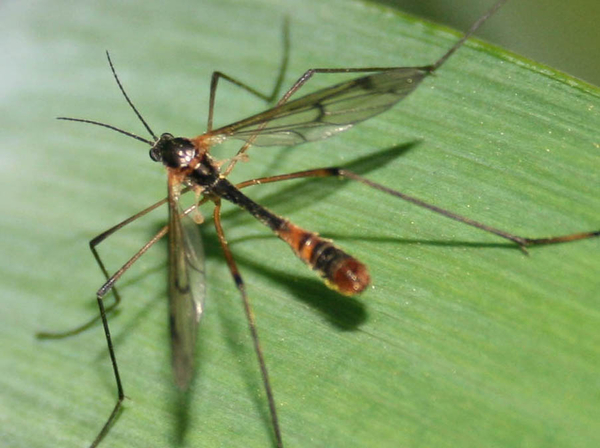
[37, 0, 599, 446]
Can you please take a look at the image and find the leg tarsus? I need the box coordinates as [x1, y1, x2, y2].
[86, 225, 169, 447]
[88, 293, 125, 448]
[89, 398, 124, 448]
[234, 166, 599, 251]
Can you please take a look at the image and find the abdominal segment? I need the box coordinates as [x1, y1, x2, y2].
[276, 221, 370, 296]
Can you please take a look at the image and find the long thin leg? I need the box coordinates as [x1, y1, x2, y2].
[90, 191, 205, 303]
[233, 167, 599, 249]
[37, 188, 206, 340]
[89, 224, 169, 448]
[206, 19, 290, 132]
[213, 200, 283, 448]
[272, 0, 508, 106]
[36, 197, 170, 339]
[222, 0, 508, 176]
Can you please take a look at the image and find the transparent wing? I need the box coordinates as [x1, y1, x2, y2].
[210, 67, 429, 147]
[168, 184, 206, 390]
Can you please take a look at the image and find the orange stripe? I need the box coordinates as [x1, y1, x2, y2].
[277, 222, 370, 296]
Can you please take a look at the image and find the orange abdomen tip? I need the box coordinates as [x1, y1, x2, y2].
[329, 257, 370, 296]
[277, 221, 371, 296]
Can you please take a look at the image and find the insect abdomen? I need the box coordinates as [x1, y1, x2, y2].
[277, 222, 370, 296]
[211, 178, 370, 295]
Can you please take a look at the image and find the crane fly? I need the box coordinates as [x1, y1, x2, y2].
[37, 0, 599, 447]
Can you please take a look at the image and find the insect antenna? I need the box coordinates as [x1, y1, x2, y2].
[56, 117, 153, 145]
[427, 0, 508, 72]
[105, 51, 157, 141]
[57, 51, 157, 146]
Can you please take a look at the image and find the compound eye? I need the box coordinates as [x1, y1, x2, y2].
[149, 147, 161, 161]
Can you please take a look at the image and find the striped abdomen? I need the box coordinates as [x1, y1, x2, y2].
[209, 177, 370, 295]
[277, 222, 370, 296]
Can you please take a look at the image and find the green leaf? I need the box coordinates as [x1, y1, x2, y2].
[1, 1, 599, 448]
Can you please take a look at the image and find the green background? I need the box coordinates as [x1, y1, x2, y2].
[1, 1, 599, 447]
[381, 0, 600, 86]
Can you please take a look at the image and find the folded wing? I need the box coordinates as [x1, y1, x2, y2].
[168, 187, 206, 390]
[211, 67, 429, 147]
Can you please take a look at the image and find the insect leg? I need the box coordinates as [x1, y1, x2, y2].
[89, 224, 169, 448]
[36, 197, 171, 339]
[219, 62, 399, 176]
[206, 19, 290, 132]
[336, 168, 599, 249]
[222, 0, 507, 175]
[274, 0, 507, 106]
[213, 199, 283, 448]
[234, 167, 599, 250]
